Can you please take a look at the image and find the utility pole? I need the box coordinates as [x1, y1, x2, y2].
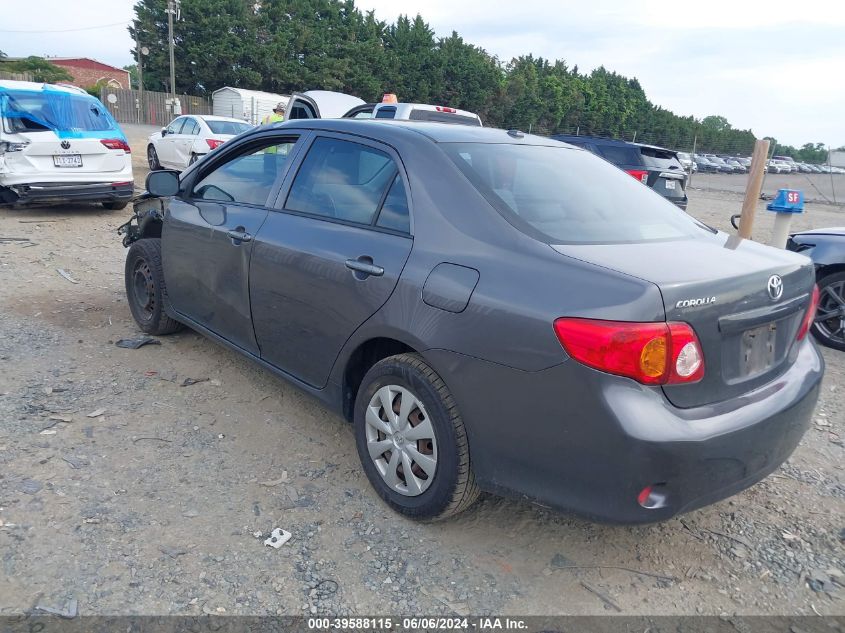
[167, 0, 177, 97]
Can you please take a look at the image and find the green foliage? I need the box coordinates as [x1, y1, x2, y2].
[770, 141, 829, 164]
[124, 64, 140, 90]
[128, 0, 764, 154]
[0, 56, 73, 83]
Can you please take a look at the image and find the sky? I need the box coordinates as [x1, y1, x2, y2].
[1, 0, 843, 147]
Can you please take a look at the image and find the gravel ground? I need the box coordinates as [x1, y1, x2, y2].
[0, 129, 843, 617]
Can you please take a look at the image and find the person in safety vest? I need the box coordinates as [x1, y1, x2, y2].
[263, 101, 287, 176]
[263, 102, 286, 125]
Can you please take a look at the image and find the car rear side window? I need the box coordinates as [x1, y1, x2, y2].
[375, 174, 410, 233]
[183, 118, 200, 135]
[286, 137, 398, 226]
[596, 144, 641, 166]
[375, 107, 396, 119]
[445, 143, 707, 244]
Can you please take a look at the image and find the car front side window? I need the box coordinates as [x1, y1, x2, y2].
[166, 117, 186, 135]
[191, 139, 297, 206]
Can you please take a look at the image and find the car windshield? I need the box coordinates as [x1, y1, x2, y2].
[206, 120, 251, 135]
[444, 142, 709, 244]
[408, 109, 481, 126]
[0, 88, 117, 133]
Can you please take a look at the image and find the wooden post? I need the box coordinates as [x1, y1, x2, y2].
[736, 139, 770, 239]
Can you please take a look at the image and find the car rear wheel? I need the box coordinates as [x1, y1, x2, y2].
[125, 238, 182, 335]
[147, 144, 161, 170]
[102, 201, 128, 210]
[812, 271, 845, 351]
[189, 153, 198, 166]
[354, 353, 479, 520]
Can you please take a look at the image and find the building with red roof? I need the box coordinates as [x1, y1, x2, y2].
[47, 57, 131, 90]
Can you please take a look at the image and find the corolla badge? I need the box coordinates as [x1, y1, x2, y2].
[675, 296, 717, 308]
[60, 140, 71, 150]
[768, 274, 784, 301]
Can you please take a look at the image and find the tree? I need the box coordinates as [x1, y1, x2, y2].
[0, 56, 73, 83]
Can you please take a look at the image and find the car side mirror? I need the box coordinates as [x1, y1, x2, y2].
[161, 127, 168, 137]
[146, 170, 180, 197]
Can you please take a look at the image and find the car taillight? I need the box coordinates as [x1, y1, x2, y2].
[553, 318, 705, 385]
[100, 139, 131, 153]
[435, 106, 457, 113]
[626, 169, 649, 184]
[206, 138, 224, 150]
[796, 284, 820, 341]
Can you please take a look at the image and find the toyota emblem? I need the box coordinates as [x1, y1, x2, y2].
[767, 274, 783, 301]
[60, 140, 71, 150]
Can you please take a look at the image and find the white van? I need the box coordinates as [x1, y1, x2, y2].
[281, 90, 482, 126]
[0, 80, 134, 209]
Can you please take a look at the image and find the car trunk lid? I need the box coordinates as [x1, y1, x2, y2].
[553, 235, 816, 408]
[2, 130, 129, 175]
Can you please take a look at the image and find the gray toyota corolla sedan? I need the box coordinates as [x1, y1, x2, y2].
[119, 119, 824, 523]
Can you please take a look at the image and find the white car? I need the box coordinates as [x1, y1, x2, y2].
[147, 115, 252, 171]
[0, 80, 133, 209]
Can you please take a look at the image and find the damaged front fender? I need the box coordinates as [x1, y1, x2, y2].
[117, 193, 168, 247]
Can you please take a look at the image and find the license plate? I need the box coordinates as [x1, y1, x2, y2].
[664, 179, 676, 190]
[741, 322, 777, 375]
[53, 154, 82, 168]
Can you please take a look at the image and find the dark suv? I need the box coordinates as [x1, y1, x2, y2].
[551, 135, 688, 209]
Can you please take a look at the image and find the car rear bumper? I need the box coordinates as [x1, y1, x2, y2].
[424, 338, 823, 523]
[0, 181, 135, 205]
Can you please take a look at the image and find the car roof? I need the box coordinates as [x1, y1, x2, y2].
[268, 118, 570, 146]
[0, 79, 90, 96]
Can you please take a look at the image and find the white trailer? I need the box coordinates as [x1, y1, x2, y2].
[211, 87, 289, 125]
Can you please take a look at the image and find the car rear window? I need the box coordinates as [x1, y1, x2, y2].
[444, 143, 707, 244]
[596, 144, 641, 166]
[408, 109, 481, 126]
[1, 89, 118, 133]
[207, 120, 251, 135]
[639, 146, 683, 170]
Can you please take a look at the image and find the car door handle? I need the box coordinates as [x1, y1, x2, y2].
[345, 258, 384, 277]
[226, 229, 253, 243]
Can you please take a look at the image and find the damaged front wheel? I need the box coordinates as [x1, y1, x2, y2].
[125, 238, 182, 335]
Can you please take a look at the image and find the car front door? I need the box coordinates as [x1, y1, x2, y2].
[250, 133, 413, 388]
[173, 117, 199, 168]
[162, 133, 303, 354]
[157, 116, 186, 167]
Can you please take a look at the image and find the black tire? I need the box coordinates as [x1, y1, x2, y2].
[812, 270, 845, 351]
[124, 238, 182, 335]
[102, 201, 128, 211]
[354, 353, 479, 520]
[189, 153, 198, 165]
[147, 144, 161, 170]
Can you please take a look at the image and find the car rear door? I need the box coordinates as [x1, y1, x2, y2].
[162, 132, 304, 354]
[249, 133, 413, 388]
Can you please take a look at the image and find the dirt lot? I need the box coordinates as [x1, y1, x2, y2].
[0, 127, 843, 617]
